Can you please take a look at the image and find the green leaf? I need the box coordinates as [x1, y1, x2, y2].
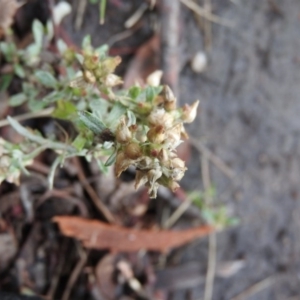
[14, 64, 25, 78]
[104, 150, 117, 166]
[89, 0, 98, 4]
[82, 35, 92, 50]
[75, 53, 84, 64]
[35, 70, 57, 88]
[72, 134, 86, 151]
[95, 158, 108, 173]
[57, 39, 68, 54]
[127, 110, 136, 127]
[145, 86, 162, 102]
[0, 42, 16, 62]
[106, 102, 126, 129]
[95, 44, 109, 58]
[52, 100, 77, 119]
[129, 86, 141, 99]
[78, 111, 106, 134]
[7, 116, 76, 152]
[42, 90, 64, 104]
[0, 74, 13, 91]
[9, 93, 27, 106]
[25, 43, 41, 59]
[89, 97, 109, 121]
[146, 86, 155, 102]
[28, 99, 47, 112]
[32, 19, 44, 48]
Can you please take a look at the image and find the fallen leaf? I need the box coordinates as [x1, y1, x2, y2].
[53, 216, 213, 252]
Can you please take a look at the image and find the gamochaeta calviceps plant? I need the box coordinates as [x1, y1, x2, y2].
[0, 20, 199, 198]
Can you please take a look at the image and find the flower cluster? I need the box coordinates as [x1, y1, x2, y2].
[73, 50, 123, 91]
[0, 138, 33, 185]
[114, 84, 199, 198]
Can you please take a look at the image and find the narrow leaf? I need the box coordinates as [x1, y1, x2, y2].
[32, 19, 44, 48]
[104, 150, 117, 167]
[78, 111, 106, 134]
[9, 93, 27, 106]
[35, 70, 57, 88]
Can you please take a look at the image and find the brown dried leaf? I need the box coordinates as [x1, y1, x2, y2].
[53, 216, 213, 252]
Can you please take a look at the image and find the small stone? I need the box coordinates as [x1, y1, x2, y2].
[191, 51, 208, 73]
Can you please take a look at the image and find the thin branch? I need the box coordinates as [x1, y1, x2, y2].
[73, 157, 116, 224]
[163, 197, 193, 229]
[0, 107, 54, 128]
[75, 0, 88, 30]
[204, 0, 212, 52]
[190, 137, 235, 179]
[160, 0, 181, 99]
[62, 244, 89, 300]
[202, 152, 216, 300]
[230, 275, 277, 300]
[180, 0, 234, 28]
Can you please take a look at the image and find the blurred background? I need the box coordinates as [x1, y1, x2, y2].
[0, 0, 300, 300]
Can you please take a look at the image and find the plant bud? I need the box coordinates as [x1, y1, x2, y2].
[171, 157, 185, 169]
[125, 142, 142, 160]
[147, 125, 165, 144]
[135, 129, 147, 143]
[137, 102, 152, 115]
[148, 109, 173, 128]
[181, 100, 199, 123]
[147, 168, 162, 185]
[115, 151, 132, 177]
[168, 180, 180, 192]
[116, 119, 132, 144]
[158, 148, 168, 163]
[165, 123, 182, 149]
[163, 85, 177, 111]
[134, 170, 148, 189]
[94, 66, 104, 79]
[105, 74, 123, 87]
[146, 70, 163, 87]
[83, 54, 98, 71]
[102, 56, 122, 73]
[83, 70, 96, 84]
[170, 167, 185, 181]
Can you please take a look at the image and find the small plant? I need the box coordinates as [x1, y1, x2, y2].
[190, 186, 239, 229]
[0, 20, 199, 198]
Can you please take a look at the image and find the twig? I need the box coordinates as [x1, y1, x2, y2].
[106, 28, 136, 47]
[73, 157, 116, 223]
[75, 0, 88, 30]
[190, 137, 235, 179]
[62, 243, 89, 300]
[204, 0, 212, 52]
[163, 197, 193, 229]
[180, 0, 234, 28]
[159, 0, 181, 99]
[201, 152, 216, 300]
[230, 275, 277, 300]
[0, 107, 54, 128]
[124, 2, 148, 28]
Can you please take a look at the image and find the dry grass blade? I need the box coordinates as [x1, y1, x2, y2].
[190, 137, 235, 179]
[230, 275, 277, 300]
[53, 216, 214, 252]
[180, 0, 234, 28]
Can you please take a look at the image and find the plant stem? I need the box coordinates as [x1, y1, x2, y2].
[0, 107, 54, 128]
